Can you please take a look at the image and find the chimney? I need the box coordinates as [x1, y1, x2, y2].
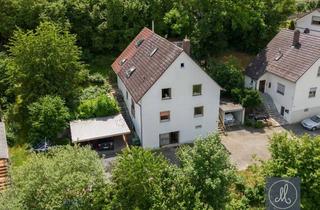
[182, 36, 191, 55]
[292, 30, 300, 48]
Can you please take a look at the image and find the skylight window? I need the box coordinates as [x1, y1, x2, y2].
[135, 39, 144, 47]
[274, 49, 283, 61]
[149, 48, 158, 57]
[126, 66, 136, 78]
[120, 58, 127, 66]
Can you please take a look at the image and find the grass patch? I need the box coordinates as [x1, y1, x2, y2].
[87, 54, 117, 84]
[9, 144, 30, 168]
[215, 50, 255, 70]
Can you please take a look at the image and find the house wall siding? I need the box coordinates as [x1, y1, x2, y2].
[291, 58, 320, 122]
[140, 52, 221, 148]
[117, 76, 142, 139]
[296, 10, 320, 36]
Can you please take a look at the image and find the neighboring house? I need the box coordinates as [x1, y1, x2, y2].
[296, 9, 320, 36]
[245, 29, 320, 123]
[111, 28, 221, 149]
[0, 122, 9, 191]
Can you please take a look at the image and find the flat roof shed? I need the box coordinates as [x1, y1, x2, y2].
[0, 122, 9, 159]
[70, 114, 130, 144]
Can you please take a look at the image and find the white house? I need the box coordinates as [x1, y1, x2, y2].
[296, 9, 320, 36]
[245, 29, 320, 124]
[111, 28, 221, 149]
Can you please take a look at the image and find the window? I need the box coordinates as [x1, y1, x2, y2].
[126, 91, 128, 100]
[317, 67, 320, 77]
[181, 63, 184, 68]
[149, 48, 158, 57]
[160, 111, 170, 122]
[194, 106, 204, 117]
[193, 84, 202, 96]
[312, 16, 320, 25]
[195, 125, 202, 129]
[309, 87, 317, 98]
[277, 83, 285, 95]
[162, 88, 171, 100]
[268, 82, 271, 88]
[131, 99, 135, 118]
[159, 131, 179, 147]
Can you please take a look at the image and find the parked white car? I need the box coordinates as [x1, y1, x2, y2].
[301, 115, 320, 131]
[224, 113, 235, 125]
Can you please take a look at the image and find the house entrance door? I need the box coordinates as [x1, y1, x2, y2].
[259, 80, 266, 93]
[280, 106, 285, 116]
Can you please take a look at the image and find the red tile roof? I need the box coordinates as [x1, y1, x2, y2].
[246, 29, 320, 82]
[111, 27, 183, 102]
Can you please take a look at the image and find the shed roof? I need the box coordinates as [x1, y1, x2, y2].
[0, 122, 9, 159]
[220, 101, 244, 112]
[111, 27, 183, 102]
[70, 114, 130, 143]
[246, 29, 320, 82]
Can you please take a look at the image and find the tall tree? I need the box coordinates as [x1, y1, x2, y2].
[27, 95, 70, 144]
[0, 145, 110, 209]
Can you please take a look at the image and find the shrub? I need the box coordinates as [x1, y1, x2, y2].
[80, 85, 110, 101]
[88, 73, 106, 85]
[77, 94, 120, 119]
[254, 120, 264, 129]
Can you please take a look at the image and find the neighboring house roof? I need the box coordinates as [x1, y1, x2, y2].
[111, 27, 183, 102]
[0, 122, 9, 159]
[246, 29, 320, 82]
[70, 114, 130, 143]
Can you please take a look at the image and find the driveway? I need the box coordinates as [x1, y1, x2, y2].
[282, 123, 320, 136]
[221, 126, 284, 170]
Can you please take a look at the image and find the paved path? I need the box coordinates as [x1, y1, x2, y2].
[221, 126, 285, 170]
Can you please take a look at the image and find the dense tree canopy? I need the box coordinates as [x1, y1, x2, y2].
[0, 0, 295, 56]
[27, 95, 70, 144]
[8, 21, 86, 107]
[0, 146, 110, 210]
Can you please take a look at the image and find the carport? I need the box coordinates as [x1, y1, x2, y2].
[219, 100, 245, 127]
[70, 114, 130, 154]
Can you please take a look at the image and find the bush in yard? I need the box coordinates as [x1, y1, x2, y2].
[241, 89, 262, 110]
[27, 95, 70, 144]
[0, 145, 110, 210]
[77, 94, 119, 119]
[79, 85, 111, 101]
[177, 134, 236, 209]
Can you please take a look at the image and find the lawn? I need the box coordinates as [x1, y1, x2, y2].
[87, 54, 118, 84]
[215, 50, 255, 70]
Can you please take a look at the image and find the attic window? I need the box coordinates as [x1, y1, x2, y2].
[126, 66, 136, 78]
[120, 58, 127, 66]
[149, 48, 158, 57]
[135, 39, 144, 47]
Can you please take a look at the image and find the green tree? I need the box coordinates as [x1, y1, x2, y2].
[241, 88, 262, 109]
[8, 21, 86, 107]
[206, 58, 244, 96]
[265, 133, 320, 209]
[0, 145, 110, 210]
[0, 52, 14, 116]
[111, 147, 172, 210]
[27, 95, 70, 144]
[177, 134, 236, 209]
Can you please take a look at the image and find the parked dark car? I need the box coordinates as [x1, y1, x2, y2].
[97, 140, 114, 151]
[248, 113, 269, 121]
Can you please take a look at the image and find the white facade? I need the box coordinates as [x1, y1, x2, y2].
[118, 52, 221, 148]
[245, 58, 320, 123]
[296, 10, 320, 36]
